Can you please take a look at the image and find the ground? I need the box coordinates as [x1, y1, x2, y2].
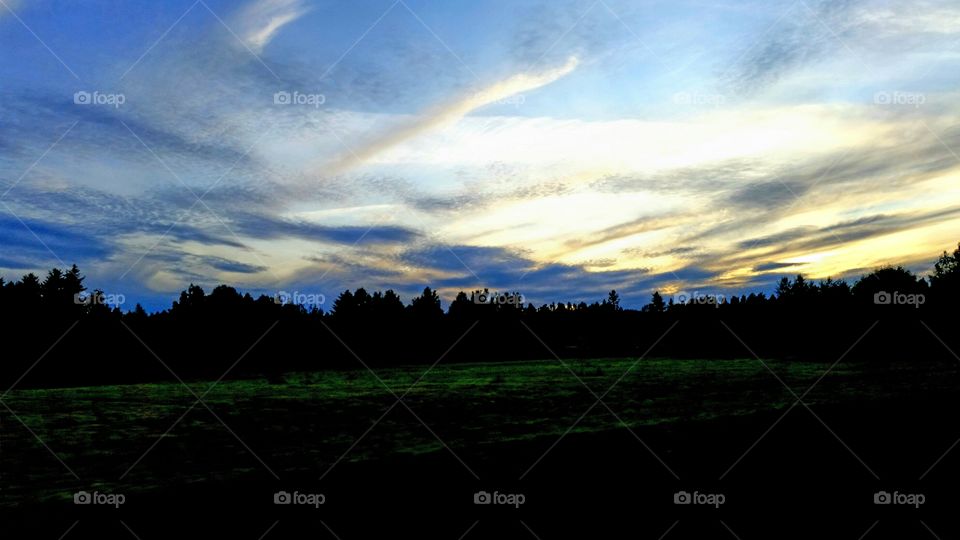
[3, 358, 959, 538]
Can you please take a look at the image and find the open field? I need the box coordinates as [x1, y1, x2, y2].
[3, 357, 958, 511]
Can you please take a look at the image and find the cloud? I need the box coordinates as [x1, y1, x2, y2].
[507, 0, 637, 66]
[289, 241, 659, 308]
[0, 214, 113, 268]
[401, 244, 534, 277]
[859, 2, 960, 36]
[194, 255, 267, 274]
[753, 261, 809, 273]
[736, 207, 960, 256]
[0, 90, 259, 195]
[396, 243, 656, 306]
[231, 212, 420, 245]
[325, 56, 580, 174]
[723, 0, 859, 93]
[231, 0, 308, 53]
[650, 121, 960, 251]
[563, 213, 689, 252]
[625, 246, 699, 258]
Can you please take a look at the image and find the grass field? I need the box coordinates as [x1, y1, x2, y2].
[2, 357, 956, 507]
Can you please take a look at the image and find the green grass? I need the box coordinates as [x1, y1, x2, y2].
[1, 357, 954, 505]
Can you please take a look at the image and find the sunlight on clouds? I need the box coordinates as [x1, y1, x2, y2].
[713, 194, 960, 286]
[564, 228, 675, 270]
[446, 190, 679, 249]
[381, 104, 886, 176]
[783, 221, 960, 280]
[289, 204, 401, 227]
[783, 252, 829, 265]
[398, 104, 891, 262]
[289, 98, 959, 297]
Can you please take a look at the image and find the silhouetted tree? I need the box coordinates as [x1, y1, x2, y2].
[930, 243, 960, 305]
[607, 290, 622, 311]
[331, 290, 357, 319]
[410, 287, 442, 319]
[851, 266, 928, 304]
[643, 291, 666, 313]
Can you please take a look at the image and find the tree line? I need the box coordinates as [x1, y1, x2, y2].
[1, 242, 959, 388]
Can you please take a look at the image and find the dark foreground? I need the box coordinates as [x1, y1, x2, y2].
[3, 358, 960, 538]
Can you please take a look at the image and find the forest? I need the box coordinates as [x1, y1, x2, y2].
[1, 242, 958, 388]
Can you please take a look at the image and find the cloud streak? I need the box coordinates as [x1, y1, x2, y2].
[325, 56, 580, 174]
[231, 0, 309, 53]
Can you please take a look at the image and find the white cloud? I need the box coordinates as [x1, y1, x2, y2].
[231, 0, 308, 52]
[324, 56, 580, 174]
[858, 3, 960, 35]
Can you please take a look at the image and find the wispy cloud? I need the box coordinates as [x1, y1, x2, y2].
[231, 0, 309, 53]
[325, 56, 580, 174]
[723, 0, 860, 94]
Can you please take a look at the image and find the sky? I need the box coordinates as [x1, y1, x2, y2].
[1, 0, 960, 311]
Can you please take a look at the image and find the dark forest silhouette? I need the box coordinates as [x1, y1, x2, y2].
[2, 242, 959, 388]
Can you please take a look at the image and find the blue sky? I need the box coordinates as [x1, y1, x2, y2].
[2, 0, 960, 311]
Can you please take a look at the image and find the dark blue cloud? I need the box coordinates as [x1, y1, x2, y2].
[754, 261, 808, 272]
[233, 213, 420, 245]
[398, 244, 661, 307]
[401, 245, 533, 275]
[0, 92, 252, 168]
[202, 256, 267, 274]
[163, 224, 248, 249]
[4, 185, 249, 250]
[0, 256, 39, 270]
[0, 213, 112, 266]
